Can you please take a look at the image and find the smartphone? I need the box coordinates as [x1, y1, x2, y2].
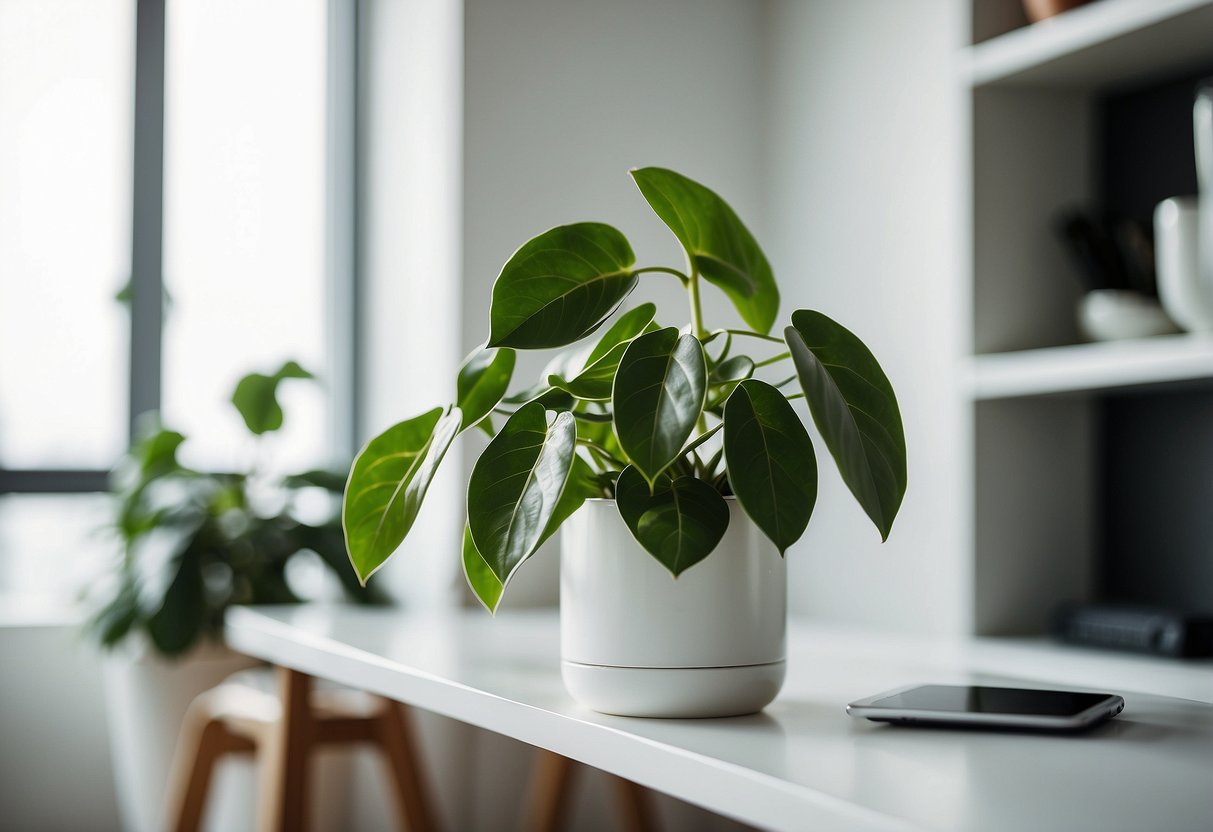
[846, 684, 1125, 732]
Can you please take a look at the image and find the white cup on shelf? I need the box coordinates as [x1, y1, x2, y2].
[1154, 196, 1213, 333]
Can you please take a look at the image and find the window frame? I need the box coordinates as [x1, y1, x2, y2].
[0, 0, 360, 496]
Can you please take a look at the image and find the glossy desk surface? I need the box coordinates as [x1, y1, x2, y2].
[225, 605, 1213, 832]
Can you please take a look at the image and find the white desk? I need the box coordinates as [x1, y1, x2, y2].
[225, 605, 1213, 832]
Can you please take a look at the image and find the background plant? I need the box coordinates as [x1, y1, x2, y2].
[344, 167, 907, 612]
[88, 361, 384, 656]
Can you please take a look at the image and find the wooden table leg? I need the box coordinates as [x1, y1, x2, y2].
[523, 750, 577, 832]
[257, 667, 313, 832]
[608, 774, 657, 832]
[378, 699, 439, 832]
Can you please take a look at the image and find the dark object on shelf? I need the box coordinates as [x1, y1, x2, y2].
[1055, 211, 1156, 296]
[1053, 603, 1213, 658]
[1023, 0, 1092, 24]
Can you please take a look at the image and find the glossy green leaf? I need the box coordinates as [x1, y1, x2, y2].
[467, 402, 577, 583]
[231, 360, 313, 435]
[631, 167, 779, 333]
[585, 303, 658, 365]
[457, 347, 516, 432]
[536, 453, 600, 549]
[722, 379, 817, 554]
[712, 355, 755, 384]
[548, 305, 660, 401]
[612, 327, 706, 485]
[786, 310, 906, 541]
[462, 524, 503, 614]
[343, 406, 462, 584]
[615, 465, 728, 576]
[488, 223, 638, 349]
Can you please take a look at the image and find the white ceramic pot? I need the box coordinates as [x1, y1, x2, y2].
[560, 498, 786, 718]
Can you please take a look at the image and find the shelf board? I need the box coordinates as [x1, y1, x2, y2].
[963, 0, 1213, 89]
[966, 334, 1213, 399]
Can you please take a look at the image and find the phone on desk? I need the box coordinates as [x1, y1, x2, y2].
[846, 684, 1125, 732]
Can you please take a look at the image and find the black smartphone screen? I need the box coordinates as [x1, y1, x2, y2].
[870, 685, 1112, 717]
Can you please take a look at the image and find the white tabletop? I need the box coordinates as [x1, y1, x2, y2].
[225, 605, 1213, 832]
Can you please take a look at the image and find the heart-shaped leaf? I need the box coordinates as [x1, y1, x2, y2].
[615, 465, 729, 576]
[343, 406, 462, 584]
[457, 347, 516, 433]
[631, 168, 779, 334]
[612, 328, 706, 486]
[462, 523, 503, 614]
[467, 402, 577, 583]
[723, 379, 817, 554]
[231, 360, 314, 435]
[488, 223, 637, 349]
[786, 310, 906, 541]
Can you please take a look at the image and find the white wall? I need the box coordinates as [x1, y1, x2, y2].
[461, 0, 770, 608]
[765, 0, 968, 636]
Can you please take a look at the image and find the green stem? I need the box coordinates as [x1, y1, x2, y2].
[634, 266, 690, 285]
[724, 328, 784, 344]
[774, 375, 797, 388]
[681, 422, 722, 457]
[785, 392, 805, 401]
[688, 278, 706, 340]
[754, 351, 791, 369]
[577, 438, 626, 468]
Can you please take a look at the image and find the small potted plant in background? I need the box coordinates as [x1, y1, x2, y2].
[89, 362, 383, 831]
[344, 167, 906, 717]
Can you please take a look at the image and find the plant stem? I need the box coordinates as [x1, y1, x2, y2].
[724, 328, 784, 344]
[681, 422, 722, 457]
[754, 351, 791, 369]
[785, 392, 805, 401]
[634, 266, 689, 285]
[577, 438, 626, 468]
[687, 265, 707, 340]
[774, 374, 797, 388]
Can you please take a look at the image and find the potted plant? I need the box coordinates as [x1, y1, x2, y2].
[343, 167, 906, 717]
[88, 362, 383, 831]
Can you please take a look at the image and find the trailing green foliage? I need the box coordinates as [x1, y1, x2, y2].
[344, 168, 907, 605]
[89, 364, 385, 657]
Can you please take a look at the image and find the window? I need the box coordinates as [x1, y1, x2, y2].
[0, 0, 356, 602]
[0, 0, 133, 470]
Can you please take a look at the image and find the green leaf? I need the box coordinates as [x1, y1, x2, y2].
[615, 466, 728, 576]
[467, 402, 577, 583]
[457, 347, 516, 432]
[343, 406, 462, 584]
[585, 303, 658, 365]
[488, 222, 638, 349]
[631, 167, 779, 333]
[133, 426, 186, 477]
[548, 305, 660, 402]
[462, 524, 503, 614]
[536, 453, 599, 548]
[712, 355, 754, 384]
[786, 310, 906, 541]
[231, 360, 314, 435]
[612, 327, 706, 485]
[722, 379, 817, 554]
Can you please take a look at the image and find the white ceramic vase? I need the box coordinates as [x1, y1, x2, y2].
[560, 498, 786, 718]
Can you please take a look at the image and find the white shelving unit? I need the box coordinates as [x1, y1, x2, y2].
[967, 334, 1213, 399]
[963, 0, 1213, 88]
[962, 0, 1213, 636]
